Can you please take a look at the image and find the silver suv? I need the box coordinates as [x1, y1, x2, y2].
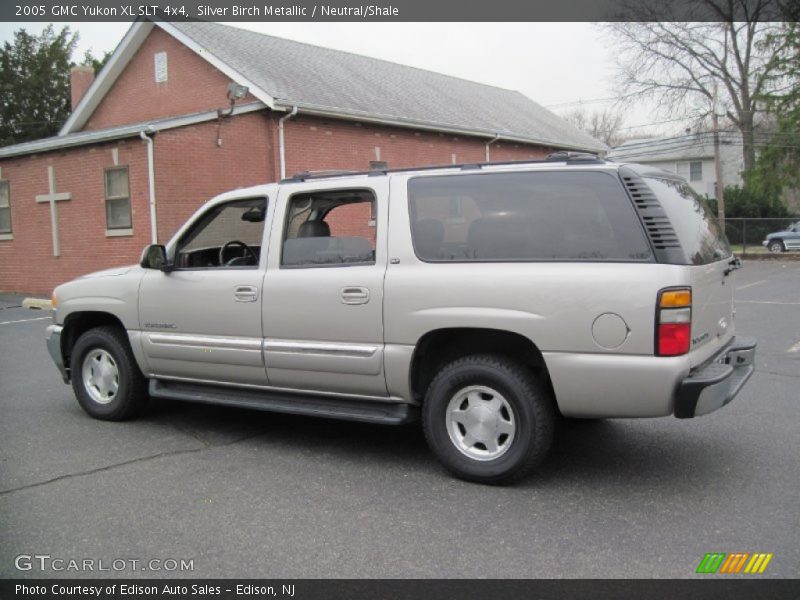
[46, 155, 756, 484]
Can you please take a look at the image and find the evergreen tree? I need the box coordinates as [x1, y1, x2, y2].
[0, 25, 78, 145]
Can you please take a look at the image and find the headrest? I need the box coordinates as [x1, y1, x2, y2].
[297, 220, 331, 237]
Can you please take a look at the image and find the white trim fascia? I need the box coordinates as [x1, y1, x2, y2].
[1, 103, 267, 159]
[60, 22, 155, 135]
[155, 21, 276, 110]
[274, 102, 607, 153]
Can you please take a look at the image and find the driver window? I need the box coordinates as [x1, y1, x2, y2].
[175, 198, 267, 269]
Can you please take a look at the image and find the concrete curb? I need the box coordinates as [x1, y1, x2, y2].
[22, 297, 52, 310]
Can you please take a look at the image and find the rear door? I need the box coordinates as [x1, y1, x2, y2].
[643, 176, 735, 365]
[261, 178, 389, 397]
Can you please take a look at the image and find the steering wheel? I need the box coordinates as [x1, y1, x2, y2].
[219, 240, 258, 266]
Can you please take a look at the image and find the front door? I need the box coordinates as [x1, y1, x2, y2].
[261, 181, 389, 397]
[139, 196, 270, 386]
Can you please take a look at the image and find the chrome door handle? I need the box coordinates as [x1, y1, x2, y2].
[340, 286, 370, 305]
[234, 285, 258, 302]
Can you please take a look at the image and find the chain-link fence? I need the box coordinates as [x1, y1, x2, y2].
[721, 217, 800, 257]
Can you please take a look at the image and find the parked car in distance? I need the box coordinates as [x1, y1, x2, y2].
[762, 221, 800, 253]
[46, 154, 756, 484]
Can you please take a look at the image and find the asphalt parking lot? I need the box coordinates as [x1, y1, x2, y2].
[0, 260, 798, 579]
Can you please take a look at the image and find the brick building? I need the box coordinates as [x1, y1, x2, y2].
[0, 20, 604, 294]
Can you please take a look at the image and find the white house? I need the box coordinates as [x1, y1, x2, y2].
[608, 132, 744, 199]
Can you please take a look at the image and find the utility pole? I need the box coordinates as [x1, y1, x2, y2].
[712, 86, 726, 233]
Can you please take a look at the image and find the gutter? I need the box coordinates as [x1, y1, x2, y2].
[485, 134, 500, 161]
[278, 106, 299, 180]
[280, 102, 606, 154]
[139, 130, 158, 244]
[0, 103, 267, 159]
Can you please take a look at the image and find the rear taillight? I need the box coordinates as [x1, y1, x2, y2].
[656, 287, 691, 356]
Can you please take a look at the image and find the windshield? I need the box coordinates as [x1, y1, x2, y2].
[644, 177, 731, 265]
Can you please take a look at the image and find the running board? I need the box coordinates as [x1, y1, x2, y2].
[149, 379, 418, 425]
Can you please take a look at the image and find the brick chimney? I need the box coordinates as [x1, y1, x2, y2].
[70, 65, 95, 111]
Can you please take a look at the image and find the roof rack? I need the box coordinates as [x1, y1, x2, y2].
[287, 169, 359, 181]
[282, 153, 606, 183]
[544, 151, 603, 162]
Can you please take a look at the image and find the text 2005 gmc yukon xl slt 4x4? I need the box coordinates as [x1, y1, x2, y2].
[46, 155, 756, 484]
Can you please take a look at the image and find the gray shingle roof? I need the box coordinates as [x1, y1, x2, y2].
[608, 132, 743, 162]
[170, 22, 605, 153]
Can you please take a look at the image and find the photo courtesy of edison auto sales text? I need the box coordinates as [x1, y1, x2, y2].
[14, 584, 296, 596]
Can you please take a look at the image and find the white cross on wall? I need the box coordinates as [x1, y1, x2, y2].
[35, 165, 71, 257]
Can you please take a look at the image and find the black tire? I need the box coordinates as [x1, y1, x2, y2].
[768, 240, 785, 254]
[422, 354, 555, 485]
[70, 326, 148, 421]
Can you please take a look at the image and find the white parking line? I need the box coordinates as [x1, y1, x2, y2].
[737, 280, 767, 290]
[788, 341, 800, 354]
[0, 317, 51, 326]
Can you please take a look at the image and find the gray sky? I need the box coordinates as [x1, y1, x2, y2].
[0, 21, 670, 138]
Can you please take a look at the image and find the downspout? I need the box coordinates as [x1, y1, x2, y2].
[278, 106, 299, 180]
[139, 130, 157, 244]
[485, 133, 500, 162]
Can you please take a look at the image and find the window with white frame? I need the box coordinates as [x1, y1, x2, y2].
[105, 167, 132, 230]
[677, 161, 703, 182]
[0, 180, 11, 234]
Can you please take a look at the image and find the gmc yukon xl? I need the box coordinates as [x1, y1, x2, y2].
[46, 155, 756, 484]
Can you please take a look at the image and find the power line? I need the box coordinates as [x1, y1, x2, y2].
[545, 92, 641, 109]
[595, 115, 705, 135]
[610, 139, 800, 160]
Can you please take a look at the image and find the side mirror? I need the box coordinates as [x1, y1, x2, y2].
[140, 244, 173, 272]
[242, 206, 265, 223]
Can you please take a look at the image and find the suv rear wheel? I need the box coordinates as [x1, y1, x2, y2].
[422, 354, 554, 484]
[70, 326, 148, 421]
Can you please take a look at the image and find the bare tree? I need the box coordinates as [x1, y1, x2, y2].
[605, 0, 790, 172]
[562, 107, 627, 147]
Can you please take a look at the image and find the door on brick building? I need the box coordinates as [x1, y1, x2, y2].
[138, 196, 270, 386]
[261, 180, 389, 397]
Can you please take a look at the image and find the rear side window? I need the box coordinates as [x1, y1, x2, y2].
[408, 171, 652, 262]
[644, 177, 731, 265]
[281, 189, 376, 268]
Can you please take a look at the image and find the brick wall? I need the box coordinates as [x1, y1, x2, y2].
[0, 140, 150, 294]
[152, 112, 274, 242]
[83, 27, 258, 131]
[0, 112, 274, 294]
[279, 114, 551, 176]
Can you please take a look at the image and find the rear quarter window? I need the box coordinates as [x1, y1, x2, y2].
[644, 177, 731, 265]
[408, 171, 653, 262]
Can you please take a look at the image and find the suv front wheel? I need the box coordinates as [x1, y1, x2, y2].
[422, 354, 555, 484]
[768, 240, 785, 253]
[70, 326, 148, 421]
